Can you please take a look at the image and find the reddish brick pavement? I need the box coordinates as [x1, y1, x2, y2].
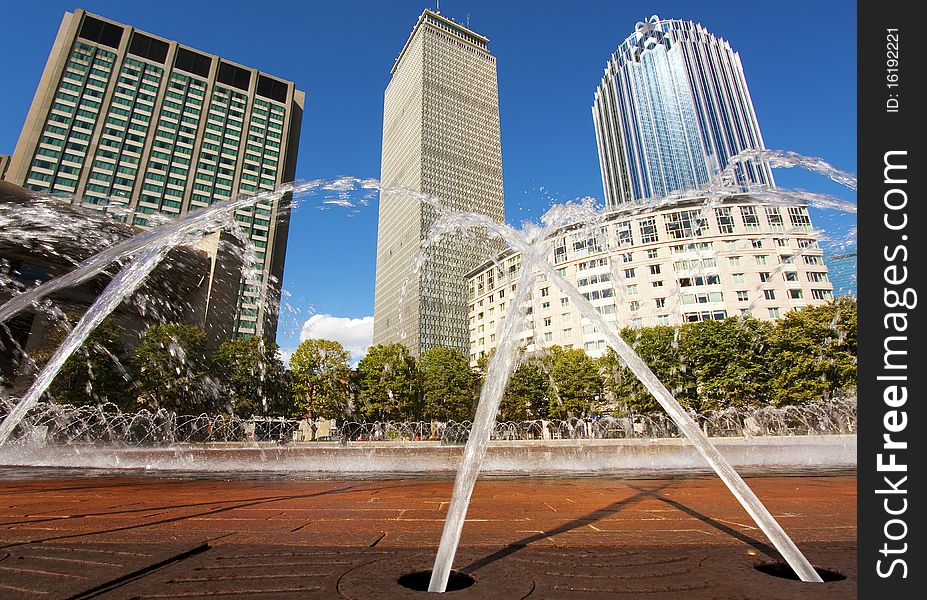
[0, 473, 856, 598]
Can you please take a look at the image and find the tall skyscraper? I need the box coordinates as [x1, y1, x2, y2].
[373, 10, 504, 357]
[593, 16, 774, 208]
[5, 9, 304, 342]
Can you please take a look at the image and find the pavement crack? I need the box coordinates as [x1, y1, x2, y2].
[369, 532, 387, 547]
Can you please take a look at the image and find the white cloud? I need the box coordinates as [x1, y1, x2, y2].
[322, 198, 355, 207]
[299, 314, 374, 363]
[278, 347, 295, 366]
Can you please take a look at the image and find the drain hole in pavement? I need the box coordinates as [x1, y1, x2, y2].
[754, 562, 846, 582]
[398, 570, 475, 592]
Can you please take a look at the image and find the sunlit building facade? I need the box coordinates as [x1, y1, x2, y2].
[373, 9, 505, 357]
[466, 198, 833, 364]
[593, 16, 774, 208]
[5, 9, 304, 341]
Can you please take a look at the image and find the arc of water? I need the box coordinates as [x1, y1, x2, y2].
[0, 183, 315, 326]
[0, 246, 168, 445]
[429, 242, 543, 592]
[426, 210, 823, 590]
[537, 261, 823, 582]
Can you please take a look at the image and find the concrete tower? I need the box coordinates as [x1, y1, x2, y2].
[373, 10, 504, 356]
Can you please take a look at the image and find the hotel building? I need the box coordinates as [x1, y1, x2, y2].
[4, 9, 304, 341]
[467, 198, 834, 363]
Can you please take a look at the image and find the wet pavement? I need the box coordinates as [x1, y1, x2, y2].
[0, 473, 856, 598]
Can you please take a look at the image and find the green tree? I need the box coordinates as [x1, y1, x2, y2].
[678, 317, 772, 411]
[355, 344, 421, 421]
[767, 298, 857, 405]
[31, 317, 131, 409]
[288, 338, 352, 420]
[420, 347, 475, 421]
[499, 357, 550, 421]
[547, 346, 603, 418]
[133, 323, 211, 413]
[210, 337, 286, 417]
[599, 326, 692, 414]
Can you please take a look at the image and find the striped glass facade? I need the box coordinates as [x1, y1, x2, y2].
[593, 16, 774, 208]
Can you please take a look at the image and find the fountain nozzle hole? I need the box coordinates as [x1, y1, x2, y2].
[397, 570, 475, 592]
[754, 561, 846, 582]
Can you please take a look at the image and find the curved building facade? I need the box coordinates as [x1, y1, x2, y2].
[593, 16, 774, 208]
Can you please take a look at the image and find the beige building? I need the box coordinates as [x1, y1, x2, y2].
[466, 197, 834, 364]
[5, 9, 304, 342]
[0, 155, 10, 180]
[372, 9, 504, 357]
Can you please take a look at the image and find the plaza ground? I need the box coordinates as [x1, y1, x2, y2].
[0, 471, 856, 598]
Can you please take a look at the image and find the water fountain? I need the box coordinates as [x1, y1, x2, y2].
[0, 150, 856, 593]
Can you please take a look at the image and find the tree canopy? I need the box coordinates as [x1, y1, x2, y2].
[31, 316, 131, 410]
[420, 347, 475, 422]
[133, 323, 211, 413]
[289, 338, 352, 420]
[546, 346, 603, 418]
[210, 336, 286, 417]
[355, 343, 421, 421]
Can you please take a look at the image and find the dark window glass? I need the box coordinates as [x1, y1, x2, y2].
[256, 74, 288, 103]
[217, 62, 251, 91]
[174, 47, 212, 77]
[128, 32, 168, 63]
[78, 15, 124, 48]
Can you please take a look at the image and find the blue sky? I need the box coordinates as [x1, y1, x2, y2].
[0, 1, 857, 359]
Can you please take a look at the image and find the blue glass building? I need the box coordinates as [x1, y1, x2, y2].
[593, 16, 774, 208]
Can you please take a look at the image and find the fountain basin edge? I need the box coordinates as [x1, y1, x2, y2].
[0, 434, 855, 477]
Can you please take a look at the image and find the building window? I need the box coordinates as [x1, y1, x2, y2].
[764, 290, 776, 300]
[616, 221, 633, 247]
[655, 297, 666, 309]
[737, 291, 749, 302]
[639, 217, 658, 243]
[807, 271, 829, 283]
[768, 307, 781, 318]
[666, 209, 709, 239]
[646, 248, 659, 259]
[741, 206, 760, 230]
[766, 207, 784, 231]
[649, 264, 661, 275]
[788, 289, 804, 299]
[788, 206, 812, 231]
[715, 206, 735, 233]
